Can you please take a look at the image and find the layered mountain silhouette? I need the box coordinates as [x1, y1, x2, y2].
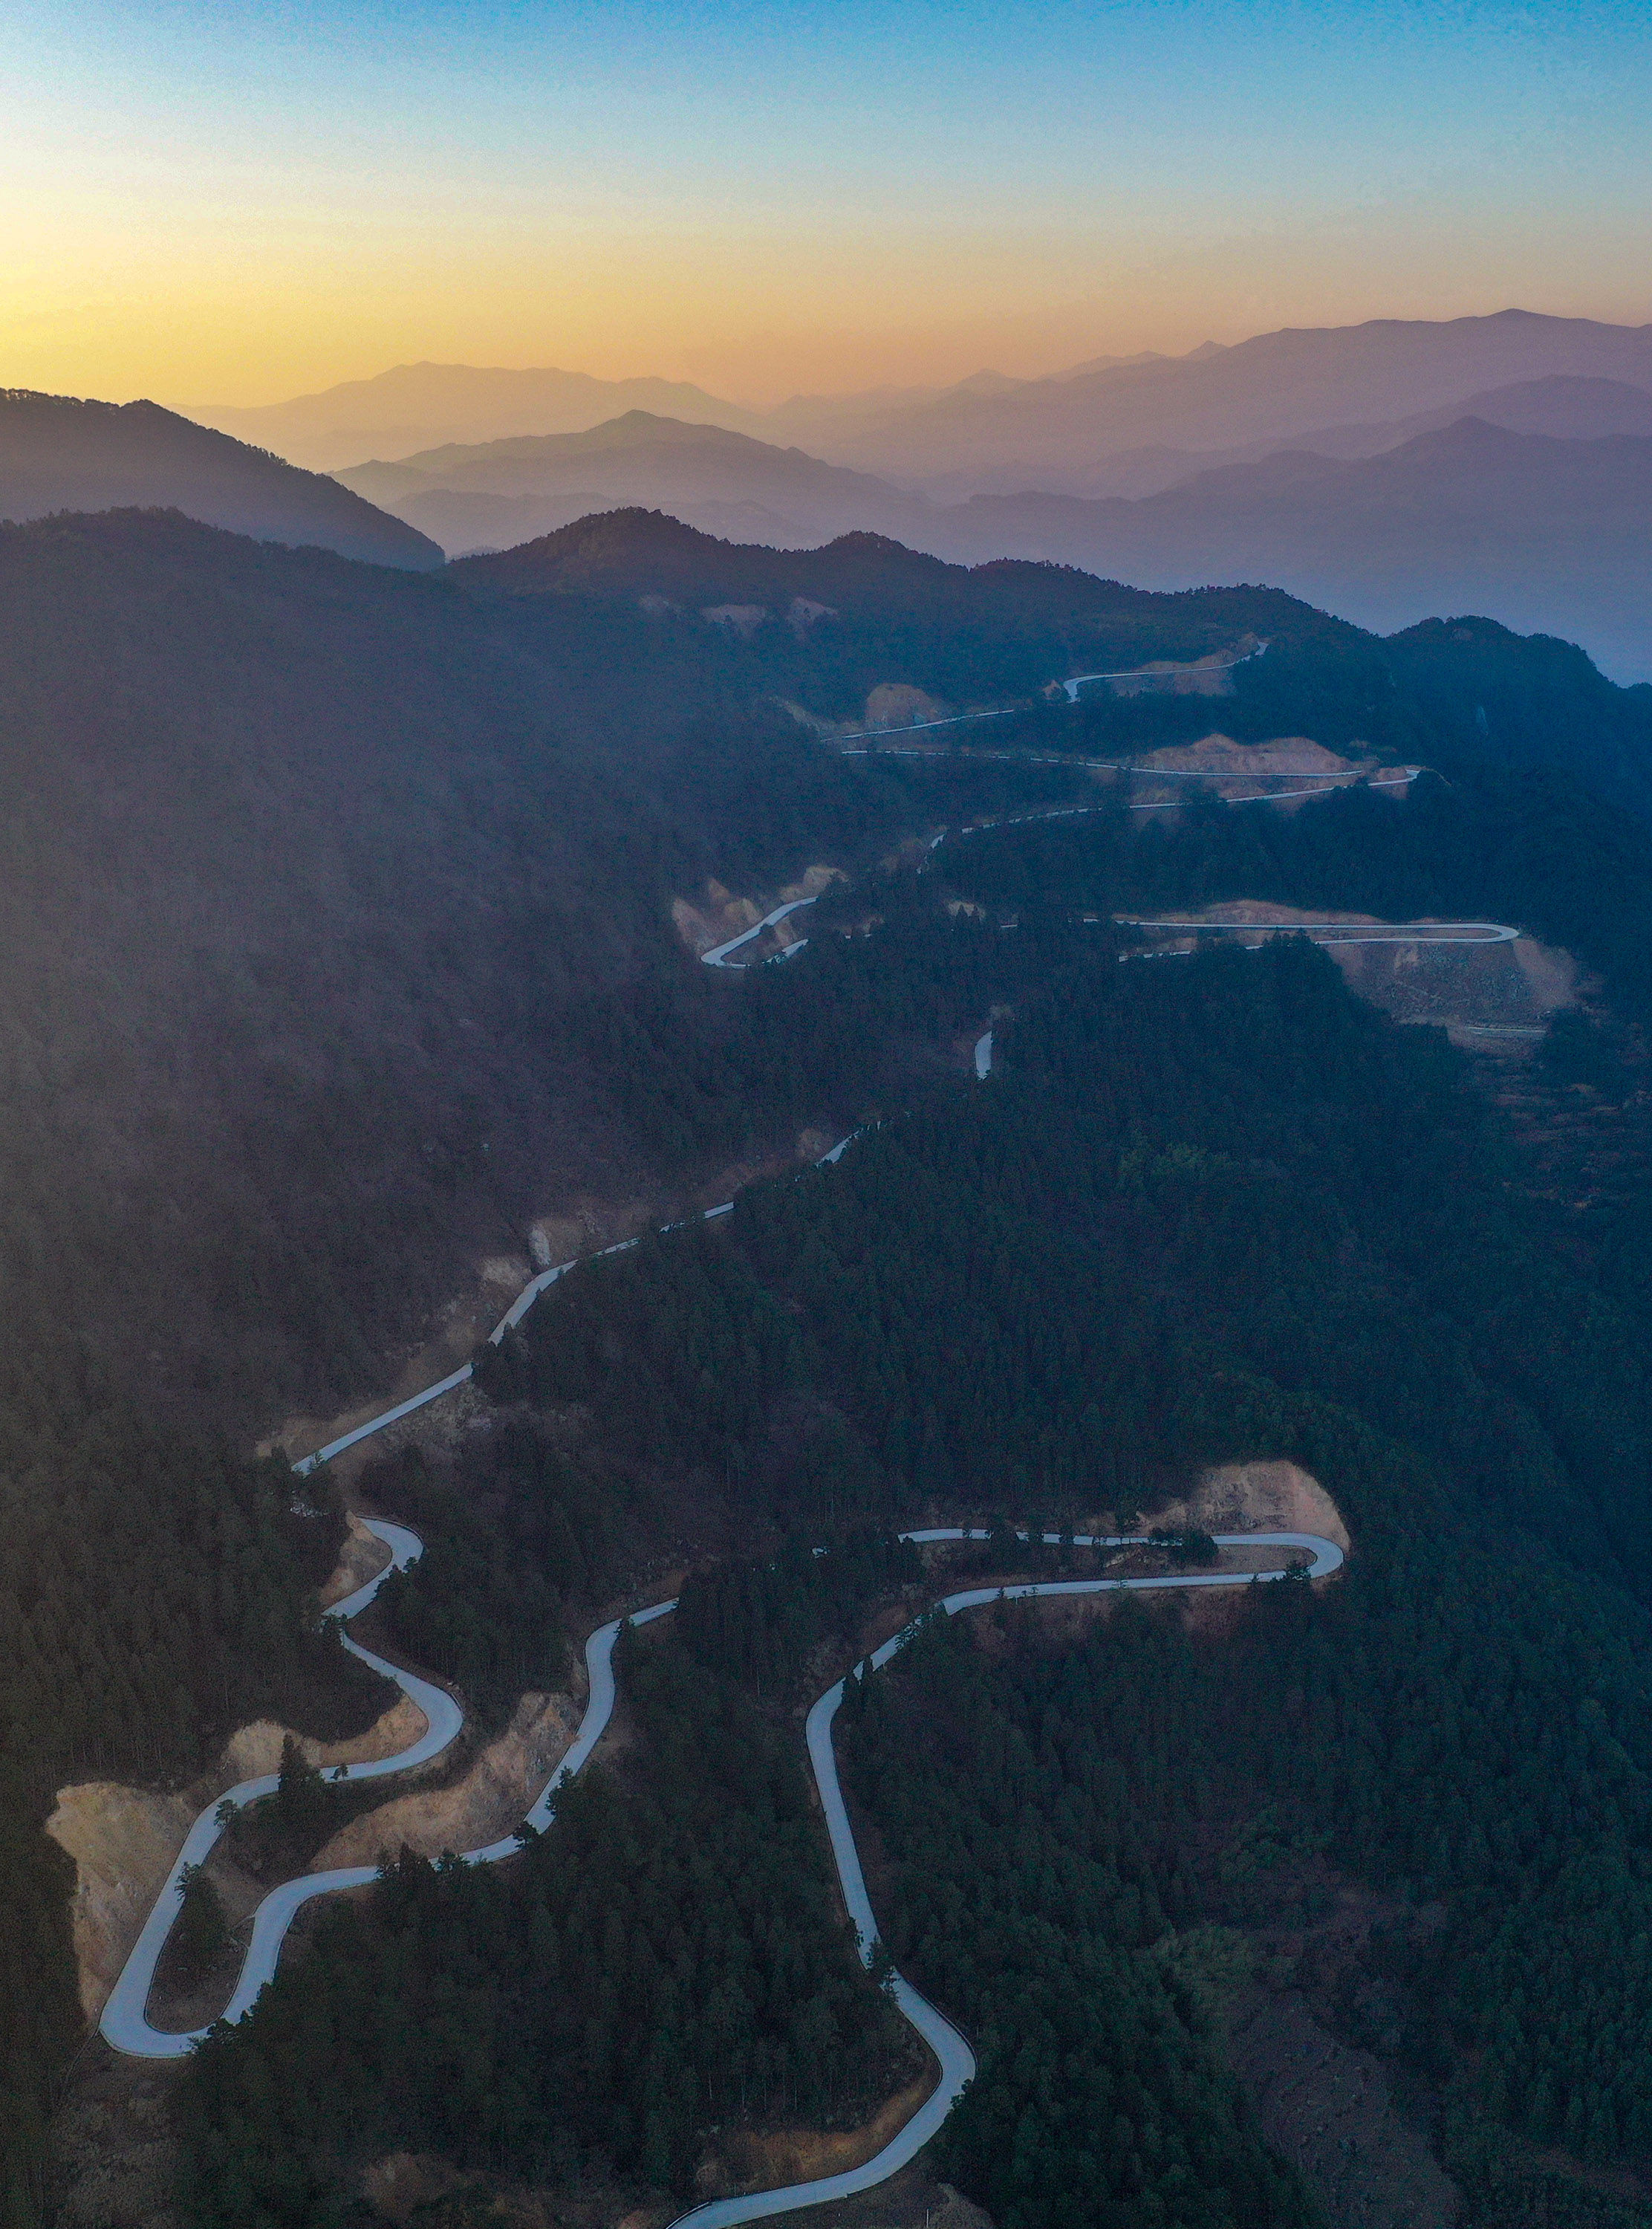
[932, 418, 1652, 681]
[0, 391, 443, 568]
[191, 313, 1652, 490]
[25, 311, 1652, 672]
[806, 309, 1652, 487]
[950, 372, 1652, 500]
[334, 411, 931, 556]
[191, 363, 769, 472]
[407, 403, 1652, 679]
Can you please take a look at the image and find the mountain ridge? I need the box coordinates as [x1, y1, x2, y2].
[180, 311, 1652, 490]
[336, 410, 931, 557]
[427, 409, 1652, 680]
[801, 308, 1652, 485]
[190, 361, 769, 471]
[0, 390, 443, 569]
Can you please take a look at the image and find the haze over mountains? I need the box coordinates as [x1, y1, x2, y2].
[334, 412, 925, 558]
[201, 308, 1652, 491]
[15, 309, 1652, 674]
[190, 363, 773, 473]
[325, 350, 1652, 681]
[937, 418, 1652, 684]
[801, 307, 1652, 488]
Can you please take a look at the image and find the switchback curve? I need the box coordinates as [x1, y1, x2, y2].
[104, 1520, 1344, 2229]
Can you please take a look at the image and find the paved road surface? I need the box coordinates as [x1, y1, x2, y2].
[105, 1510, 1341, 2229]
[666, 1524, 1342, 2229]
[99, 1517, 461, 2058]
[1117, 916, 1520, 946]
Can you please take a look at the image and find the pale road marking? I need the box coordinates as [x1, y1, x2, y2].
[827, 645, 1270, 739]
[1117, 917, 1521, 946]
[299, 841, 1512, 1484]
[104, 1515, 1342, 2229]
[699, 772, 1422, 975]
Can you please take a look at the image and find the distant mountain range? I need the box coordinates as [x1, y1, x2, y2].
[334, 388, 1652, 681]
[808, 309, 1652, 491]
[0, 391, 442, 569]
[17, 311, 1652, 677]
[945, 371, 1652, 499]
[189, 363, 773, 473]
[190, 310, 1652, 495]
[930, 417, 1652, 683]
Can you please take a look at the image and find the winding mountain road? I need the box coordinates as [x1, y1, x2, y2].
[102, 1516, 1342, 2229]
[100, 1517, 461, 2058]
[284, 852, 1517, 1481]
[93, 768, 1434, 2209]
[669, 1525, 1343, 2229]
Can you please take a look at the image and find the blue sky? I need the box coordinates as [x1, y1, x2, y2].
[4, 0, 1649, 402]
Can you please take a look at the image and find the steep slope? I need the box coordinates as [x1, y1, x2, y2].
[0, 390, 442, 568]
[336, 411, 933, 557]
[191, 361, 765, 470]
[0, 507, 662, 1421]
[1, 509, 1132, 2212]
[20, 506, 1652, 2222]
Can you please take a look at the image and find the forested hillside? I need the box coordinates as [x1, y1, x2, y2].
[16, 510, 1652, 2228]
[180, 897, 1652, 2226]
[0, 513, 1091, 2218]
[0, 391, 443, 569]
[0, 512, 1115, 2215]
[454, 507, 1321, 720]
[454, 509, 1652, 822]
[0, 508, 1082, 1422]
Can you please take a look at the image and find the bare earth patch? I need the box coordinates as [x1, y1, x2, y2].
[46, 1520, 428, 2019]
[1126, 902, 1578, 1041]
[703, 2075, 938, 2203]
[1126, 733, 1418, 811]
[1165, 1457, 1350, 1553]
[310, 1687, 582, 1870]
[671, 863, 845, 964]
[1228, 1985, 1460, 2228]
[861, 683, 951, 729]
[319, 1509, 393, 1606]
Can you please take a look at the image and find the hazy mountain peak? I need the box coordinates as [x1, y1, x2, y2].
[188, 363, 765, 470]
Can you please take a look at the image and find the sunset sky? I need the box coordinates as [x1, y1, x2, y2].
[4, 0, 1651, 407]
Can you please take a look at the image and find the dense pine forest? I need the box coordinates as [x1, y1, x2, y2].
[14, 506, 1652, 2228]
[178, 1639, 911, 2227]
[0, 513, 1088, 2220]
[178, 912, 1652, 2227]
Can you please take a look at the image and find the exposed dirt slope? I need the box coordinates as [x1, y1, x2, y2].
[46, 1521, 420, 2019]
[310, 1688, 582, 1871]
